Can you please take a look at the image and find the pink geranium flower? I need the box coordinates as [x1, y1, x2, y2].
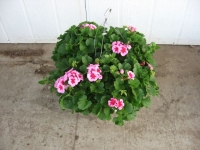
[147, 63, 153, 70]
[127, 71, 135, 80]
[63, 68, 73, 81]
[87, 72, 98, 82]
[54, 76, 69, 93]
[54, 76, 65, 88]
[112, 45, 121, 54]
[54, 68, 83, 93]
[89, 24, 97, 29]
[81, 23, 97, 30]
[76, 72, 84, 81]
[108, 98, 125, 110]
[120, 69, 124, 74]
[112, 41, 131, 56]
[112, 41, 121, 46]
[68, 77, 78, 87]
[128, 26, 136, 32]
[108, 98, 118, 108]
[117, 99, 125, 110]
[87, 64, 99, 70]
[120, 45, 128, 56]
[87, 64, 102, 82]
[57, 84, 65, 93]
[125, 44, 131, 50]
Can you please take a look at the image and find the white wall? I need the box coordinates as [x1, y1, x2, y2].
[0, 0, 200, 44]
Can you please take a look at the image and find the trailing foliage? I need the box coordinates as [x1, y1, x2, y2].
[39, 21, 159, 126]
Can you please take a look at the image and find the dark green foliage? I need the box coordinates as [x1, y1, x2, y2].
[39, 21, 159, 126]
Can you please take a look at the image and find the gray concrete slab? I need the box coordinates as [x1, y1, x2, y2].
[0, 44, 199, 150]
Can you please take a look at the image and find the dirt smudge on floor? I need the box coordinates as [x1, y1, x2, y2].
[35, 65, 55, 75]
[0, 49, 44, 58]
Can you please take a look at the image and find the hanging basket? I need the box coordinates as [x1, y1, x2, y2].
[39, 20, 159, 126]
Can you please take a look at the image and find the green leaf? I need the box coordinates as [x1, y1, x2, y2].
[66, 44, 72, 51]
[125, 112, 136, 121]
[120, 90, 127, 96]
[82, 110, 89, 116]
[89, 30, 95, 36]
[92, 103, 102, 115]
[112, 116, 124, 126]
[82, 55, 92, 65]
[123, 63, 131, 70]
[59, 96, 67, 110]
[118, 63, 123, 70]
[111, 34, 120, 41]
[94, 94, 102, 102]
[90, 82, 105, 93]
[74, 91, 86, 100]
[147, 87, 158, 96]
[98, 110, 107, 120]
[142, 96, 151, 108]
[59, 95, 75, 110]
[110, 65, 118, 74]
[100, 55, 111, 64]
[97, 83, 105, 93]
[104, 43, 111, 51]
[38, 80, 46, 85]
[77, 36, 83, 42]
[79, 42, 87, 52]
[57, 43, 67, 55]
[86, 38, 94, 47]
[57, 58, 68, 71]
[58, 34, 64, 40]
[79, 95, 87, 101]
[100, 96, 108, 105]
[128, 78, 140, 89]
[102, 65, 110, 72]
[79, 65, 87, 74]
[114, 78, 124, 90]
[138, 89, 144, 101]
[90, 84, 96, 93]
[149, 74, 156, 82]
[133, 63, 141, 76]
[104, 107, 110, 116]
[38, 77, 47, 85]
[50, 86, 56, 92]
[112, 90, 119, 97]
[124, 102, 133, 113]
[78, 95, 92, 110]
[68, 58, 76, 66]
[81, 27, 89, 36]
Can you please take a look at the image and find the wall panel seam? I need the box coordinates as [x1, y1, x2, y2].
[20, 0, 35, 42]
[51, 0, 61, 35]
[176, 0, 191, 44]
[0, 17, 9, 42]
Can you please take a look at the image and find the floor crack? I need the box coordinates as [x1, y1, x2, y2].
[72, 114, 79, 150]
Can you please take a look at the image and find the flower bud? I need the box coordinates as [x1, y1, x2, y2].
[120, 69, 124, 74]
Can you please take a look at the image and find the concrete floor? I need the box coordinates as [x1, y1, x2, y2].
[0, 44, 199, 150]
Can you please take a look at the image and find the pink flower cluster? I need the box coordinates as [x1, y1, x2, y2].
[81, 23, 97, 30]
[112, 41, 131, 56]
[54, 76, 68, 94]
[119, 69, 135, 80]
[87, 64, 102, 82]
[128, 26, 136, 32]
[108, 98, 125, 110]
[147, 63, 153, 70]
[127, 71, 135, 80]
[139, 61, 154, 70]
[54, 68, 83, 93]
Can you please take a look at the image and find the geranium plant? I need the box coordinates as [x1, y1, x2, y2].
[39, 21, 159, 126]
